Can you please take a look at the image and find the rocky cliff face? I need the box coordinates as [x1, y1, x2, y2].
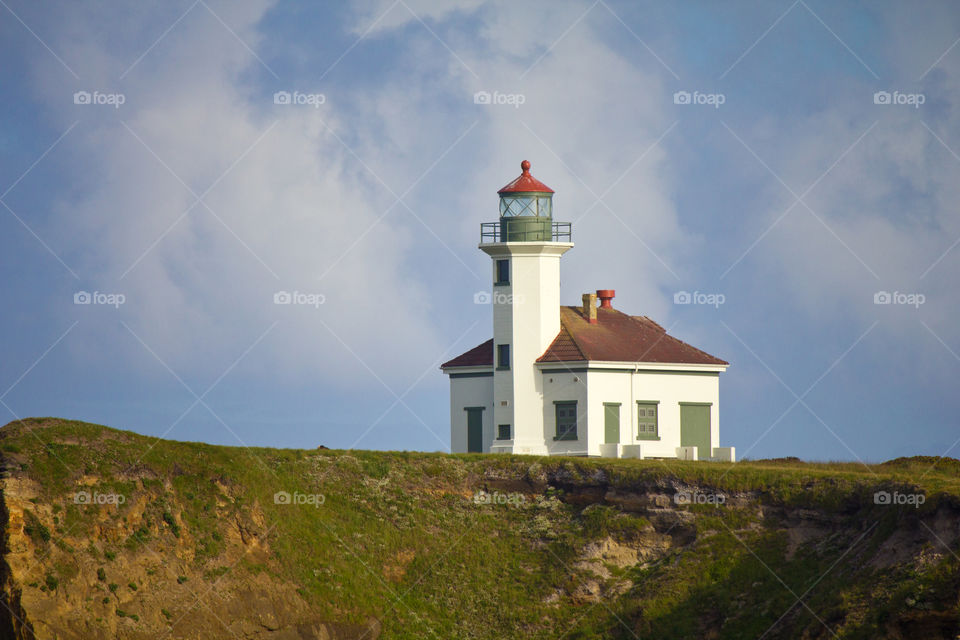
[0, 418, 957, 639]
[0, 462, 380, 639]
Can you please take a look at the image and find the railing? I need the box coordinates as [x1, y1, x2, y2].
[480, 221, 572, 243]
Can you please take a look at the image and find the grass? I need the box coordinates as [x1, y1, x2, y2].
[2, 417, 958, 639]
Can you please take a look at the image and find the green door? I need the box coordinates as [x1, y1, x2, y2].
[604, 403, 620, 444]
[466, 408, 484, 453]
[680, 403, 711, 459]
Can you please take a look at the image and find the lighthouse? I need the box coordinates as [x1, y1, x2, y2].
[442, 160, 734, 461]
[480, 160, 573, 455]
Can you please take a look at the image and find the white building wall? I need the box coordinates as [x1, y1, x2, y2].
[540, 369, 589, 455]
[448, 373, 494, 453]
[584, 369, 631, 456]
[448, 364, 722, 457]
[581, 369, 721, 457]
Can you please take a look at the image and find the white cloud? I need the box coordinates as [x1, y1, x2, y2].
[22, 0, 960, 403]
[18, 0, 690, 393]
[28, 2, 442, 387]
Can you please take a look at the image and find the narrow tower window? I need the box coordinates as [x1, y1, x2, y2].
[495, 259, 510, 285]
[496, 344, 510, 370]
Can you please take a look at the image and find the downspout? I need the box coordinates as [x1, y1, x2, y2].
[631, 363, 638, 445]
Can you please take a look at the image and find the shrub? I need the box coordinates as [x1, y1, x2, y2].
[162, 511, 181, 537]
[125, 526, 150, 549]
[97, 567, 106, 582]
[44, 574, 58, 591]
[23, 511, 51, 544]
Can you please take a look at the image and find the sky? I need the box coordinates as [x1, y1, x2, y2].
[0, 0, 958, 462]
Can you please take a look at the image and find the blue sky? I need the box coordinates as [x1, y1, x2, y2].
[1, 0, 958, 462]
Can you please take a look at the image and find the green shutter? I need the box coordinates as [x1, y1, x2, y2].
[637, 402, 659, 440]
[603, 403, 620, 444]
[466, 408, 484, 453]
[680, 403, 711, 458]
[554, 402, 577, 441]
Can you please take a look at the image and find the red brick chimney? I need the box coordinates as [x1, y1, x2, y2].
[582, 293, 598, 323]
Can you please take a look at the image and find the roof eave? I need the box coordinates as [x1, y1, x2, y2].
[440, 365, 494, 375]
[535, 360, 728, 372]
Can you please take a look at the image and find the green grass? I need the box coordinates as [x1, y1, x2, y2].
[2, 417, 958, 639]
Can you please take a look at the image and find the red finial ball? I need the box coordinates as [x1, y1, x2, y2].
[520, 159, 531, 172]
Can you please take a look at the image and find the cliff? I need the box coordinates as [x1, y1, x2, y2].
[0, 418, 957, 639]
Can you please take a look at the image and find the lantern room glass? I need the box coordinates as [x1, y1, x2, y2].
[499, 193, 552, 218]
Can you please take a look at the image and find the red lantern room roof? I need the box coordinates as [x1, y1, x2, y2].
[497, 160, 554, 194]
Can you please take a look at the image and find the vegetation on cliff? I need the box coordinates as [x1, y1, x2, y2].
[0, 418, 957, 639]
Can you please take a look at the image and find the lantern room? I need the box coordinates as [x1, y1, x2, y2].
[481, 160, 570, 243]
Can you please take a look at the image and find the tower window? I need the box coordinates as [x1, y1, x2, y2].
[495, 259, 509, 285]
[497, 424, 511, 440]
[496, 344, 510, 370]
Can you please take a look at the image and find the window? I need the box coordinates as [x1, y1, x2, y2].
[497, 344, 510, 370]
[495, 259, 509, 285]
[554, 401, 578, 441]
[637, 402, 659, 439]
[497, 424, 511, 440]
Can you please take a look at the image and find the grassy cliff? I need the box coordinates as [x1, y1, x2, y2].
[0, 418, 958, 639]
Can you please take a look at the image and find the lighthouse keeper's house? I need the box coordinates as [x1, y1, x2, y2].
[441, 160, 734, 462]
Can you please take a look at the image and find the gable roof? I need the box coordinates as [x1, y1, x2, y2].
[441, 307, 727, 370]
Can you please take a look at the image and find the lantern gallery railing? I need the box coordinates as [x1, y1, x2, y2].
[480, 221, 572, 243]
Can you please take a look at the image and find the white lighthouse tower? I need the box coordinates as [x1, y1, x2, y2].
[480, 160, 573, 455]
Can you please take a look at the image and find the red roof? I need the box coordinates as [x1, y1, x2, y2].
[538, 307, 728, 366]
[498, 160, 554, 194]
[441, 308, 727, 369]
[441, 339, 493, 368]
